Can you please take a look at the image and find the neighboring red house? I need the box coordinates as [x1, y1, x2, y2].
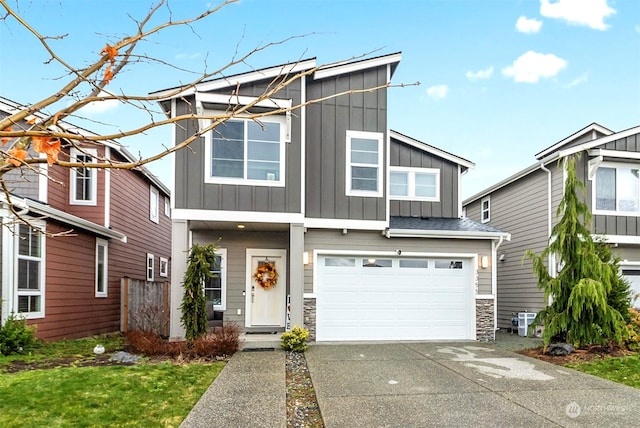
[0, 96, 171, 340]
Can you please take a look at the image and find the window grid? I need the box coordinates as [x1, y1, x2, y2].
[16, 224, 44, 317]
[96, 239, 108, 297]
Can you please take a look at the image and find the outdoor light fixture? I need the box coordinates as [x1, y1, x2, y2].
[480, 256, 489, 269]
[237, 224, 246, 230]
[303, 251, 310, 265]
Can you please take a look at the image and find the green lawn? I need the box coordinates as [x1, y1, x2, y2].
[0, 334, 225, 427]
[566, 355, 640, 389]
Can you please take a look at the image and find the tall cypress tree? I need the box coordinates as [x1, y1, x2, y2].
[180, 243, 219, 340]
[527, 156, 629, 348]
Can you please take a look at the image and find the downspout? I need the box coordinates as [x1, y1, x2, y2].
[540, 162, 555, 306]
[493, 233, 510, 333]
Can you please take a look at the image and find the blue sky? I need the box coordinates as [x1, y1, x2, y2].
[1, 0, 638, 199]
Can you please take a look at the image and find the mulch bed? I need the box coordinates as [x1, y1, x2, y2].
[517, 344, 634, 365]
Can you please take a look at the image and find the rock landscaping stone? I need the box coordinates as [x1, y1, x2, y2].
[548, 343, 575, 356]
[110, 351, 142, 363]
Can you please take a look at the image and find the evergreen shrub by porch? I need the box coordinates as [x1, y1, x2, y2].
[280, 326, 309, 352]
[627, 309, 640, 351]
[0, 313, 38, 356]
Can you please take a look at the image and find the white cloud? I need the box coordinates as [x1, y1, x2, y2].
[176, 52, 201, 60]
[83, 91, 119, 113]
[516, 16, 543, 33]
[466, 66, 494, 81]
[540, 0, 615, 31]
[565, 72, 589, 88]
[635, 24, 640, 34]
[502, 51, 567, 83]
[426, 85, 448, 100]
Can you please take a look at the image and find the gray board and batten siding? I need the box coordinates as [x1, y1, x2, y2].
[173, 77, 303, 214]
[465, 168, 550, 328]
[305, 66, 388, 222]
[389, 136, 460, 218]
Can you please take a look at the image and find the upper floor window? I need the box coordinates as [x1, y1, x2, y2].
[389, 167, 440, 201]
[70, 148, 97, 206]
[164, 197, 171, 217]
[95, 239, 108, 297]
[16, 223, 45, 318]
[346, 130, 383, 197]
[594, 163, 640, 215]
[481, 196, 490, 223]
[146, 253, 154, 281]
[204, 117, 286, 186]
[150, 187, 159, 223]
[159, 257, 169, 278]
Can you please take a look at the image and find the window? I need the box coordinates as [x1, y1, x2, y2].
[390, 167, 440, 201]
[16, 224, 44, 318]
[399, 259, 429, 268]
[159, 257, 168, 278]
[205, 117, 285, 186]
[594, 164, 640, 214]
[435, 260, 463, 269]
[324, 257, 356, 267]
[146, 253, 154, 281]
[70, 148, 97, 205]
[164, 197, 170, 217]
[346, 130, 383, 197]
[150, 187, 159, 223]
[481, 196, 490, 223]
[204, 249, 227, 310]
[363, 258, 392, 267]
[95, 239, 108, 297]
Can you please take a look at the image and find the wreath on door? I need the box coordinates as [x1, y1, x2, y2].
[253, 261, 278, 290]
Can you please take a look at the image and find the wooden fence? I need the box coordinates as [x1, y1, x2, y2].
[121, 277, 170, 337]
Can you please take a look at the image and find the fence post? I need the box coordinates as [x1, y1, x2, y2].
[163, 281, 170, 337]
[121, 277, 129, 333]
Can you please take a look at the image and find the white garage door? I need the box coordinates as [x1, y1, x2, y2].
[316, 255, 475, 341]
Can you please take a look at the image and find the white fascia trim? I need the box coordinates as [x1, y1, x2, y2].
[172, 208, 304, 224]
[387, 229, 510, 240]
[0, 195, 127, 242]
[535, 123, 614, 159]
[313, 53, 402, 80]
[151, 59, 317, 100]
[304, 218, 388, 230]
[556, 125, 640, 160]
[589, 149, 640, 160]
[390, 130, 475, 169]
[300, 75, 306, 216]
[475, 294, 495, 300]
[104, 147, 111, 228]
[596, 234, 640, 245]
[196, 92, 292, 111]
[38, 157, 48, 203]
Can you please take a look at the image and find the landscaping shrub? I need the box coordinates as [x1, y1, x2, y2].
[280, 326, 309, 352]
[627, 308, 640, 351]
[0, 313, 38, 356]
[125, 323, 240, 359]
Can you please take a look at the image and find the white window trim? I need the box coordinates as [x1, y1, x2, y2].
[389, 166, 440, 201]
[592, 161, 640, 217]
[164, 197, 171, 217]
[346, 130, 384, 197]
[159, 256, 168, 278]
[203, 115, 287, 187]
[150, 187, 159, 224]
[481, 196, 491, 223]
[69, 148, 98, 206]
[15, 222, 46, 319]
[205, 248, 227, 311]
[95, 238, 108, 297]
[146, 253, 154, 281]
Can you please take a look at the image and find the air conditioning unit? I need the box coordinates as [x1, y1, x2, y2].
[518, 312, 536, 337]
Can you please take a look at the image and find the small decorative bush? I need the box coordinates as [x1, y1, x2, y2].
[280, 326, 309, 352]
[0, 313, 38, 356]
[626, 308, 640, 351]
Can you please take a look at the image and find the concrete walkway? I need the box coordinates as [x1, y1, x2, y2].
[179, 350, 286, 428]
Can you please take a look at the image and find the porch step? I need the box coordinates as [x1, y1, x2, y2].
[241, 332, 281, 351]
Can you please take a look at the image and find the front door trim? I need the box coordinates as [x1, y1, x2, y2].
[245, 248, 287, 327]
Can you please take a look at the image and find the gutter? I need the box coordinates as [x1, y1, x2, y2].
[386, 229, 510, 240]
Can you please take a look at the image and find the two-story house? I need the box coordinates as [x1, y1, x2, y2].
[463, 123, 640, 331]
[0, 96, 172, 340]
[152, 53, 509, 342]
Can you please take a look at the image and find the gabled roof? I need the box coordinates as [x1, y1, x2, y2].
[0, 96, 170, 196]
[387, 216, 509, 240]
[534, 122, 613, 160]
[390, 130, 474, 172]
[149, 52, 402, 101]
[463, 123, 640, 205]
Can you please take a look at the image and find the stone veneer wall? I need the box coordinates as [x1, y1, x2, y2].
[476, 299, 495, 341]
[303, 298, 317, 341]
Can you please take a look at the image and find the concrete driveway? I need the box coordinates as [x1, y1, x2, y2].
[305, 342, 640, 427]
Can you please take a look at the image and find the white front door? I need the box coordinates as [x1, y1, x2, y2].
[246, 249, 287, 327]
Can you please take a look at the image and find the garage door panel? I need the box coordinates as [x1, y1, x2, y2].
[316, 256, 475, 341]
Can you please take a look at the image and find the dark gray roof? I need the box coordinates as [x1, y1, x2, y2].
[389, 216, 506, 235]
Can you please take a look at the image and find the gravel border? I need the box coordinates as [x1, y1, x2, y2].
[285, 351, 324, 427]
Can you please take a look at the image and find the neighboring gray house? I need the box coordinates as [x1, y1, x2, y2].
[151, 53, 509, 342]
[463, 123, 640, 331]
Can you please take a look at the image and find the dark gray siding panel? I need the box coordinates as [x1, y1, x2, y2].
[389, 138, 459, 218]
[174, 78, 303, 213]
[305, 67, 388, 221]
